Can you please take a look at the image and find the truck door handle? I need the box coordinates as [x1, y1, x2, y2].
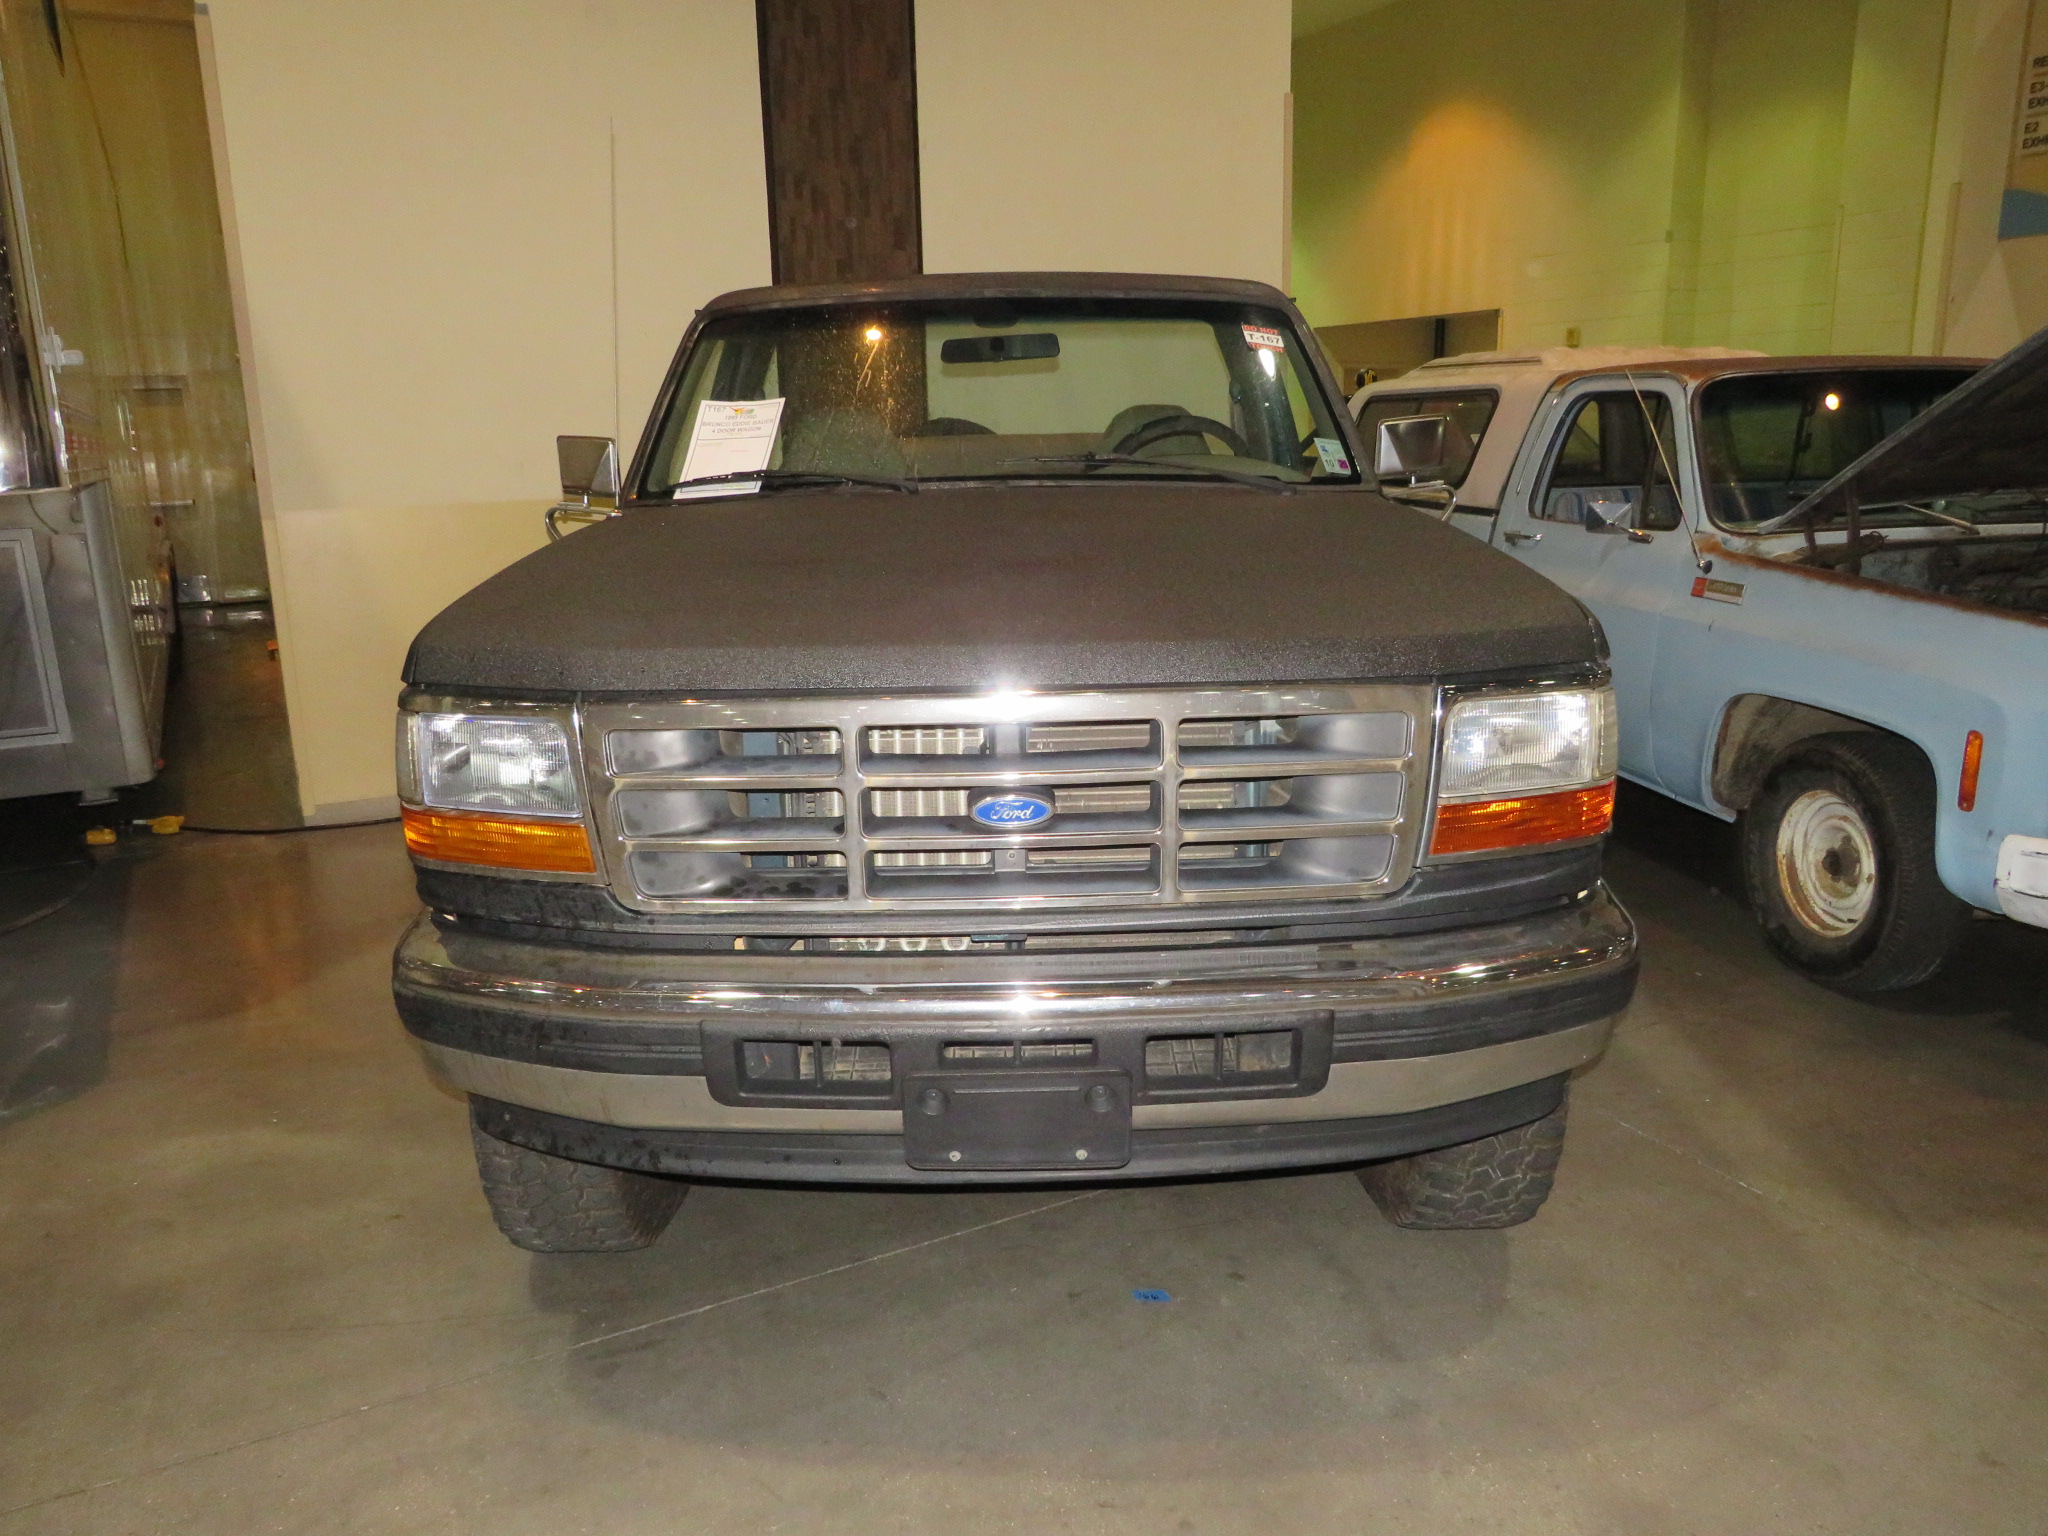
[1503, 530, 1541, 545]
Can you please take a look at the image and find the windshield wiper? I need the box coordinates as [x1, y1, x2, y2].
[1001, 453, 1293, 494]
[1883, 501, 1983, 535]
[664, 468, 917, 495]
[1882, 492, 2048, 532]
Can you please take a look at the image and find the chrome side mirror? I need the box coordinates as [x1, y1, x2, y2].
[559, 435, 619, 500]
[1582, 496, 1653, 543]
[1374, 414, 1454, 481]
[547, 435, 620, 541]
[1373, 414, 1472, 518]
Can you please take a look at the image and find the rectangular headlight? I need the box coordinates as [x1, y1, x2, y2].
[401, 713, 583, 818]
[1438, 688, 1617, 801]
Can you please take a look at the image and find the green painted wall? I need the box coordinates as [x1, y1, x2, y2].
[1292, 0, 1951, 354]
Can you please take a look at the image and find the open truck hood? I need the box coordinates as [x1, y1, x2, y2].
[404, 484, 1598, 694]
[1764, 326, 2048, 530]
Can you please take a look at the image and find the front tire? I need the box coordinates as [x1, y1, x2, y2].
[469, 1107, 686, 1252]
[1358, 1094, 1568, 1229]
[1740, 732, 1966, 993]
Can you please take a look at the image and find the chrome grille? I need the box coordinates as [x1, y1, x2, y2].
[867, 725, 985, 756]
[583, 687, 1432, 913]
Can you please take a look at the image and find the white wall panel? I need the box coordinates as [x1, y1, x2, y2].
[201, 0, 769, 818]
[915, 0, 1291, 285]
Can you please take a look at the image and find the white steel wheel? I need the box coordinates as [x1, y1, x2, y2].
[1740, 733, 1968, 993]
[1773, 787, 1879, 938]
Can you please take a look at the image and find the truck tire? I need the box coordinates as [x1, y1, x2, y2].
[1741, 731, 1966, 993]
[469, 1110, 686, 1252]
[1357, 1094, 1567, 1229]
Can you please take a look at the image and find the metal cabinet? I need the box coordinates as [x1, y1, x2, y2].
[0, 482, 168, 799]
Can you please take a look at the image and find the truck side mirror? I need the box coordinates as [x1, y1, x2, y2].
[1372, 414, 1463, 515]
[1374, 415, 1453, 481]
[1582, 496, 1653, 543]
[547, 435, 621, 541]
[557, 436, 619, 503]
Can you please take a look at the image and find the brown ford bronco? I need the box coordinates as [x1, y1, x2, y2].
[390, 272, 1635, 1252]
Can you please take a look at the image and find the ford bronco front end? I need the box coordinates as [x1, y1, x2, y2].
[391, 273, 1635, 1251]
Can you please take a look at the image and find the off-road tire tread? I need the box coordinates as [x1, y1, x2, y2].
[1740, 731, 1966, 993]
[469, 1114, 686, 1252]
[1358, 1096, 1568, 1229]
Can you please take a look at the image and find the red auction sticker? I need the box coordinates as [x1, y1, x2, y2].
[1242, 325, 1286, 350]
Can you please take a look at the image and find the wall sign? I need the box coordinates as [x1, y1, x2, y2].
[2004, 1, 2048, 239]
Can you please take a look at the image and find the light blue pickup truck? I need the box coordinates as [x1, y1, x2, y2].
[1354, 334, 2048, 991]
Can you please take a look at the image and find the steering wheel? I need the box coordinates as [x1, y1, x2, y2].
[1110, 413, 1250, 459]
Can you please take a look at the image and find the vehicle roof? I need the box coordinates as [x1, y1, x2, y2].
[1563, 352, 1988, 385]
[1387, 344, 1766, 386]
[1363, 347, 1986, 392]
[1352, 349, 1763, 509]
[700, 271, 1291, 314]
[1354, 347, 1989, 510]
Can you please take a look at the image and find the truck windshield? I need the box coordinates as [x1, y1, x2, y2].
[637, 298, 1361, 497]
[1698, 369, 1979, 530]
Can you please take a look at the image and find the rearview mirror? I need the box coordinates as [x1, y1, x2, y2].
[548, 435, 621, 541]
[557, 435, 619, 502]
[939, 332, 1060, 365]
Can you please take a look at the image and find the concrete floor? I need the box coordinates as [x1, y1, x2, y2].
[3, 794, 2046, 1534]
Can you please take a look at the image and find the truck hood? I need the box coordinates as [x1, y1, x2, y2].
[404, 484, 1598, 694]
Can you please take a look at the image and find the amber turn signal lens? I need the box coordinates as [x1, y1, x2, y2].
[1959, 730, 1984, 812]
[402, 806, 595, 873]
[1430, 780, 1616, 856]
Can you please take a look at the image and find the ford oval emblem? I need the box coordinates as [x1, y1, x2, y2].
[970, 791, 1055, 828]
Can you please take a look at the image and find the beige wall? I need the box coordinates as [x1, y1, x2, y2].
[1291, 0, 1959, 356]
[1292, 0, 1689, 347]
[203, 0, 1297, 819]
[200, 0, 771, 821]
[915, 0, 1293, 285]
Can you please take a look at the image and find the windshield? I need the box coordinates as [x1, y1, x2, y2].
[636, 298, 1360, 497]
[1698, 368, 1979, 530]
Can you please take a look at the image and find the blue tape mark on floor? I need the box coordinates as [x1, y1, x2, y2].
[1131, 1289, 1172, 1303]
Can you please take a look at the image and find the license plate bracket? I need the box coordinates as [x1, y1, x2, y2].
[901, 1069, 1132, 1171]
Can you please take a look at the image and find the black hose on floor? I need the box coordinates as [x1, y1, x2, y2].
[0, 859, 98, 937]
[176, 817, 400, 834]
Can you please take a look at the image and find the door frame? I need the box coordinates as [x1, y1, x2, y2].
[1494, 371, 1705, 795]
[1495, 371, 1698, 538]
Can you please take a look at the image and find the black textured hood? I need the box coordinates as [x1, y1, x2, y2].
[404, 485, 1596, 694]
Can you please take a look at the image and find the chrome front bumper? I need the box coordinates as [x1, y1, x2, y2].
[395, 887, 1635, 1138]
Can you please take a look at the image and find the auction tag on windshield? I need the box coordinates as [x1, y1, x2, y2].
[1313, 437, 1352, 474]
[673, 398, 785, 499]
[1242, 325, 1286, 351]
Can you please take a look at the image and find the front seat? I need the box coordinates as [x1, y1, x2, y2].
[1099, 402, 1212, 458]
